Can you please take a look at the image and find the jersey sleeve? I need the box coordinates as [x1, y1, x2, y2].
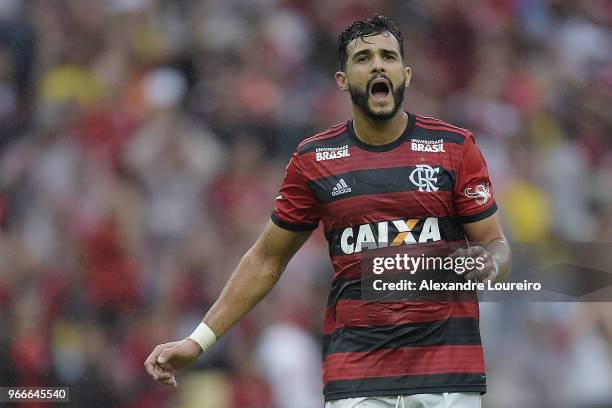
[453, 133, 498, 223]
[271, 152, 321, 231]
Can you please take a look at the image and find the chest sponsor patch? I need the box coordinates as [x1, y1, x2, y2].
[411, 138, 445, 153]
[316, 145, 351, 161]
[339, 217, 441, 255]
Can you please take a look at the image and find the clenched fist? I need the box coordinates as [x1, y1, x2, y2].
[144, 338, 202, 386]
[449, 246, 499, 283]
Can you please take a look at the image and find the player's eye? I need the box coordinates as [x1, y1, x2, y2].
[384, 54, 396, 60]
[357, 55, 369, 62]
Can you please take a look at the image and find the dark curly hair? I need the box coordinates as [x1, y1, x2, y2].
[338, 14, 404, 71]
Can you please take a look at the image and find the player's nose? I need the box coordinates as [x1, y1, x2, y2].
[370, 54, 386, 74]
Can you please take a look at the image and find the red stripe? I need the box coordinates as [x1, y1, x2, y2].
[330, 252, 373, 280]
[415, 115, 471, 134]
[323, 345, 484, 381]
[414, 121, 471, 139]
[299, 145, 462, 179]
[323, 300, 479, 335]
[300, 144, 414, 170]
[297, 123, 348, 149]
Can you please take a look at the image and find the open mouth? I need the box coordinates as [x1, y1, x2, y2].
[370, 78, 391, 100]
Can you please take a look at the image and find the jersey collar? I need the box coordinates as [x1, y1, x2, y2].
[348, 112, 415, 152]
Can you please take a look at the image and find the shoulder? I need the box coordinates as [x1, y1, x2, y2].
[412, 114, 475, 145]
[295, 120, 351, 156]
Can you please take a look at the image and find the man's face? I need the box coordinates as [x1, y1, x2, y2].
[338, 32, 410, 121]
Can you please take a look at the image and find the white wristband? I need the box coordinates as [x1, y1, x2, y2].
[188, 322, 217, 352]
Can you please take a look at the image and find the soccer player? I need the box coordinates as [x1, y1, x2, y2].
[145, 14, 511, 408]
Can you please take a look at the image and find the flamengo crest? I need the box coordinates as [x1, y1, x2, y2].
[409, 165, 440, 192]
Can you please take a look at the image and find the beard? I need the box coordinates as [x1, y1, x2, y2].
[348, 76, 405, 121]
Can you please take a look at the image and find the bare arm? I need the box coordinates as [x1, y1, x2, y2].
[203, 220, 312, 337]
[458, 212, 512, 283]
[144, 220, 312, 386]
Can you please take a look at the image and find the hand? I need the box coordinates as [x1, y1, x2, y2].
[449, 246, 498, 283]
[144, 338, 203, 387]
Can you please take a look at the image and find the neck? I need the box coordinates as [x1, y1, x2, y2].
[352, 108, 407, 146]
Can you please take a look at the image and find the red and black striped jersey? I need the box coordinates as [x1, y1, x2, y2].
[271, 112, 496, 401]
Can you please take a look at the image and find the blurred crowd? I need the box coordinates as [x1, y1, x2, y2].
[0, 0, 610, 407]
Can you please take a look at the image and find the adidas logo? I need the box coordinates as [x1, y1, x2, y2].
[332, 179, 352, 196]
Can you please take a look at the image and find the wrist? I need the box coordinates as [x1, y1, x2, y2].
[187, 322, 217, 353]
[483, 248, 500, 279]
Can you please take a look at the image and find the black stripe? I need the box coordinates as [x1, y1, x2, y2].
[326, 216, 466, 257]
[411, 125, 467, 144]
[297, 131, 352, 155]
[323, 373, 486, 401]
[309, 166, 455, 204]
[327, 278, 363, 305]
[270, 213, 318, 231]
[457, 203, 498, 223]
[323, 317, 481, 358]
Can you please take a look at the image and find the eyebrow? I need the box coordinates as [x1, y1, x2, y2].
[381, 48, 400, 56]
[351, 48, 400, 60]
[351, 49, 371, 60]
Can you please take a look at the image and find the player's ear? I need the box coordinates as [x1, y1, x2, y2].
[403, 66, 412, 88]
[335, 71, 349, 92]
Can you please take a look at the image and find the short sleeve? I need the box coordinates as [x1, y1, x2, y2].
[453, 133, 498, 223]
[271, 152, 321, 231]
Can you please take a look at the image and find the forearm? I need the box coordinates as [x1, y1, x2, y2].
[483, 238, 512, 282]
[202, 245, 283, 338]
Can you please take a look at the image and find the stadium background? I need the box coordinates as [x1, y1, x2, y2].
[0, 0, 610, 407]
